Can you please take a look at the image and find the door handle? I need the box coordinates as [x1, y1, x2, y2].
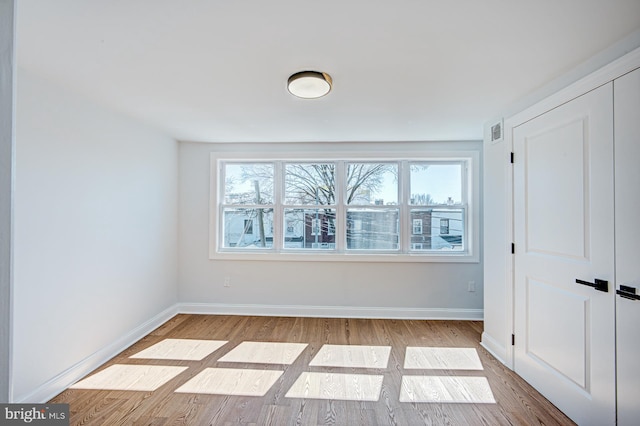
[575, 278, 608, 292]
[617, 285, 640, 301]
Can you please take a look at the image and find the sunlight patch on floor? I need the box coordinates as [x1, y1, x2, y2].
[175, 368, 283, 396]
[68, 341, 496, 405]
[285, 372, 384, 401]
[309, 344, 391, 369]
[404, 347, 483, 370]
[70, 365, 188, 391]
[399, 376, 496, 403]
[130, 339, 228, 361]
[217, 342, 308, 365]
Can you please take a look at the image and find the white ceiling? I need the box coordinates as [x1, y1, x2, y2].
[16, 1, 640, 143]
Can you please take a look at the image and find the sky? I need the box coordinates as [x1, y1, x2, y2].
[374, 164, 462, 205]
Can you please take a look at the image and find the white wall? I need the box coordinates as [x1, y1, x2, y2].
[179, 141, 483, 318]
[12, 71, 179, 402]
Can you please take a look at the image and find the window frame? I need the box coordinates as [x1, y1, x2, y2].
[210, 150, 479, 263]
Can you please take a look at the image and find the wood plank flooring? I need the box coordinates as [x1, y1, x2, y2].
[50, 315, 575, 425]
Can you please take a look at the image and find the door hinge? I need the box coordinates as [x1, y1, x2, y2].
[512, 334, 515, 345]
[511, 243, 515, 254]
[510, 152, 514, 163]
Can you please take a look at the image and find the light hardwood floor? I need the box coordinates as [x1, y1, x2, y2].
[50, 315, 575, 425]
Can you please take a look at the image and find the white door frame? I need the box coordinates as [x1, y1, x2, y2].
[0, 0, 17, 404]
[512, 83, 616, 425]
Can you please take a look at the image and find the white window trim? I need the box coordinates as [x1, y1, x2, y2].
[209, 150, 480, 263]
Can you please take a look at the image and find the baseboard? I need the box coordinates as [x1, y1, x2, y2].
[15, 304, 179, 404]
[178, 302, 483, 320]
[480, 331, 507, 366]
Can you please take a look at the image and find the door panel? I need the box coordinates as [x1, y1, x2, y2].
[614, 68, 640, 426]
[525, 118, 588, 259]
[514, 83, 615, 426]
[527, 278, 588, 388]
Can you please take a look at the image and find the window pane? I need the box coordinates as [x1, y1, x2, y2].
[410, 209, 464, 251]
[410, 163, 462, 205]
[283, 209, 336, 249]
[224, 163, 273, 205]
[222, 208, 274, 248]
[346, 208, 399, 250]
[346, 163, 398, 205]
[285, 163, 336, 205]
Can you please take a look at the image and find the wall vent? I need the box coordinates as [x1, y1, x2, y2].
[490, 120, 503, 143]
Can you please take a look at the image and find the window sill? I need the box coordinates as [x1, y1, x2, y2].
[210, 251, 479, 263]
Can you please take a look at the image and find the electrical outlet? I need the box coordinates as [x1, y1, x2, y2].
[223, 276, 231, 287]
[468, 281, 476, 292]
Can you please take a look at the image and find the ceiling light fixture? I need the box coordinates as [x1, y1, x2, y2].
[287, 71, 332, 99]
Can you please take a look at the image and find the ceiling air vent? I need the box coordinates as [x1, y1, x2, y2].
[490, 119, 503, 143]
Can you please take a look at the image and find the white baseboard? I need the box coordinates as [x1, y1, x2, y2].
[480, 331, 507, 366]
[178, 302, 483, 321]
[15, 304, 178, 404]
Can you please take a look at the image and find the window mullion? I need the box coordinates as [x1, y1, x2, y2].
[335, 161, 346, 252]
[218, 161, 225, 251]
[400, 160, 409, 254]
[274, 161, 283, 251]
[463, 160, 470, 254]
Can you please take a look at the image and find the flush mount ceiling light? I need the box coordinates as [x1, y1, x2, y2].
[287, 71, 332, 99]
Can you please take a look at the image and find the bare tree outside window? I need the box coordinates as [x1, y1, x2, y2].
[219, 159, 469, 254]
[346, 163, 397, 205]
[237, 163, 398, 249]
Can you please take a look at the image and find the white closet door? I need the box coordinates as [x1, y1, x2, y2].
[614, 67, 640, 426]
[513, 83, 615, 426]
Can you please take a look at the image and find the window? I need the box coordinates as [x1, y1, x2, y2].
[412, 219, 423, 235]
[213, 151, 478, 262]
[220, 163, 274, 249]
[440, 218, 450, 235]
[345, 162, 399, 251]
